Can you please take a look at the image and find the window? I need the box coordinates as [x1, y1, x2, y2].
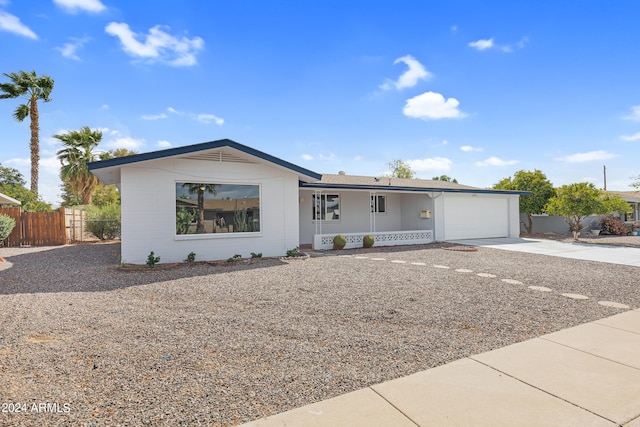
[371, 194, 386, 213]
[313, 194, 340, 221]
[175, 182, 260, 235]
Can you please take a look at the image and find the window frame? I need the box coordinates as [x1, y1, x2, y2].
[371, 194, 387, 214]
[174, 181, 262, 240]
[313, 193, 341, 221]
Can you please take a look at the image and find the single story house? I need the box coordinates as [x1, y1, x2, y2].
[88, 139, 527, 264]
[0, 191, 21, 207]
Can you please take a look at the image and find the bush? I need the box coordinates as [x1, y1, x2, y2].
[285, 247, 299, 258]
[85, 204, 121, 240]
[363, 235, 374, 248]
[0, 214, 16, 246]
[333, 234, 346, 250]
[599, 216, 629, 235]
[146, 251, 160, 268]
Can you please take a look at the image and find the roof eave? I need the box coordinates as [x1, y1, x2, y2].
[299, 182, 530, 195]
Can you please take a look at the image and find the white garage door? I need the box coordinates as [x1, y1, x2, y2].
[444, 195, 509, 240]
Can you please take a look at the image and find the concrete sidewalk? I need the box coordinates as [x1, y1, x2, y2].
[451, 237, 640, 267]
[241, 310, 640, 427]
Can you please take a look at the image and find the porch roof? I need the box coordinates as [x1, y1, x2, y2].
[300, 174, 531, 195]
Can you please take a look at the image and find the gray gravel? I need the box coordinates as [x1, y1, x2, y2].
[0, 241, 638, 426]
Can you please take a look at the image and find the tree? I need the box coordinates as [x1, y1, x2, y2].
[0, 70, 54, 194]
[432, 175, 458, 183]
[0, 164, 51, 211]
[182, 183, 217, 233]
[387, 159, 415, 179]
[0, 164, 26, 187]
[55, 126, 103, 205]
[545, 182, 630, 238]
[494, 170, 556, 234]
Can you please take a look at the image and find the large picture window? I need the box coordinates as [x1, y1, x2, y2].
[176, 183, 260, 235]
[313, 194, 340, 221]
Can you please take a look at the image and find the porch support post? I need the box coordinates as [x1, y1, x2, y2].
[369, 191, 376, 233]
[314, 190, 322, 237]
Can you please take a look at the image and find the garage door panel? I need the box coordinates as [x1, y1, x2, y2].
[444, 195, 508, 240]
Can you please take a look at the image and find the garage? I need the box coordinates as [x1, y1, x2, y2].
[443, 194, 510, 240]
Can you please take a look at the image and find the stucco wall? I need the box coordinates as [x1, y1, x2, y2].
[120, 158, 300, 263]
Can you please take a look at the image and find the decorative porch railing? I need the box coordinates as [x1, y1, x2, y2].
[313, 230, 434, 250]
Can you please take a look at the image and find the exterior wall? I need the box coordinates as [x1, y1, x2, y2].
[120, 158, 299, 264]
[400, 193, 434, 231]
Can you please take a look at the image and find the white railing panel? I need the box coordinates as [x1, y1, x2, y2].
[313, 230, 433, 250]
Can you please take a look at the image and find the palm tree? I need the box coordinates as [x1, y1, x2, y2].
[0, 70, 54, 195]
[182, 183, 217, 233]
[55, 126, 103, 205]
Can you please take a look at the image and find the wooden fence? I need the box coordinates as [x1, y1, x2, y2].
[0, 207, 88, 247]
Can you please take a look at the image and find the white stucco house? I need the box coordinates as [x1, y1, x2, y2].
[88, 139, 527, 264]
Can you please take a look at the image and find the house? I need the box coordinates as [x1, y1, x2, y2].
[0, 191, 21, 207]
[88, 139, 526, 264]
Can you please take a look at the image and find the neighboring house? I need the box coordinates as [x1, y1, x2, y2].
[0, 191, 21, 207]
[606, 190, 640, 222]
[88, 139, 526, 264]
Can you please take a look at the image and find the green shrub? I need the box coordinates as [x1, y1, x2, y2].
[227, 254, 242, 262]
[286, 247, 299, 257]
[0, 214, 16, 246]
[363, 235, 374, 248]
[599, 216, 628, 235]
[333, 234, 346, 250]
[85, 204, 121, 240]
[185, 252, 196, 263]
[251, 252, 262, 258]
[146, 251, 160, 268]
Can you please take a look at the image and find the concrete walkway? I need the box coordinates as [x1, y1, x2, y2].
[241, 310, 640, 426]
[452, 237, 640, 267]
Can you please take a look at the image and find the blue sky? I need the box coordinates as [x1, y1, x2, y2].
[1, 0, 639, 205]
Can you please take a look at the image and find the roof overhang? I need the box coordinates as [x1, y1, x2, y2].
[0, 192, 21, 206]
[88, 139, 322, 185]
[299, 182, 531, 196]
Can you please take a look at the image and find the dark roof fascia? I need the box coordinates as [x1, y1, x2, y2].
[88, 138, 322, 181]
[299, 182, 531, 196]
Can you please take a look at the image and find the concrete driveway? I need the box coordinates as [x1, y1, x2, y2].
[452, 237, 640, 268]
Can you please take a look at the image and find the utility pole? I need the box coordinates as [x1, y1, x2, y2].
[603, 165, 607, 191]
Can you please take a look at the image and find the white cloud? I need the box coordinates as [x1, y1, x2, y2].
[380, 55, 432, 91]
[623, 105, 640, 121]
[105, 22, 204, 66]
[475, 156, 519, 167]
[460, 145, 482, 152]
[554, 150, 618, 163]
[53, 0, 106, 13]
[354, 155, 363, 161]
[104, 137, 145, 150]
[620, 132, 640, 141]
[468, 38, 494, 51]
[0, 10, 37, 39]
[141, 113, 168, 120]
[403, 91, 466, 120]
[407, 157, 452, 171]
[450, 25, 458, 33]
[55, 37, 90, 60]
[301, 154, 313, 161]
[101, 104, 109, 110]
[197, 113, 224, 125]
[469, 37, 528, 53]
[157, 140, 172, 148]
[167, 107, 185, 115]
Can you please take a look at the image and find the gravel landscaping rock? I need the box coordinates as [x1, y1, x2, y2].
[0, 241, 638, 426]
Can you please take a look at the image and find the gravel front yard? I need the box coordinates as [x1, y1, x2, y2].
[0, 242, 638, 426]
